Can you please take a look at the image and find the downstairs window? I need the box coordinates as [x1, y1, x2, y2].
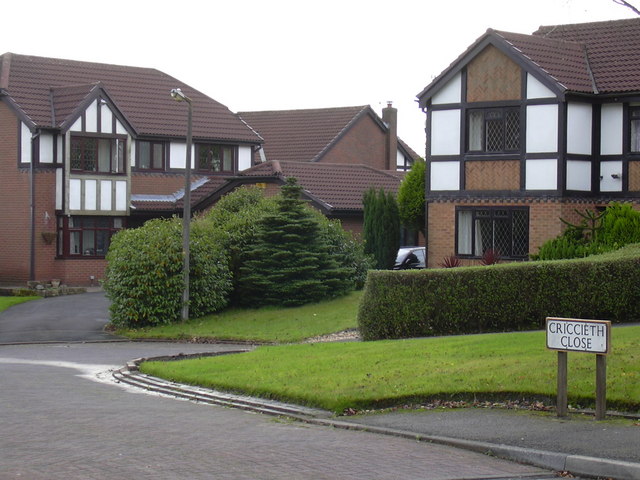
[57, 216, 125, 258]
[456, 207, 529, 259]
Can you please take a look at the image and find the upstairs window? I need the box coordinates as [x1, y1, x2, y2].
[70, 136, 125, 173]
[456, 207, 528, 259]
[138, 141, 165, 170]
[197, 144, 235, 173]
[468, 107, 520, 153]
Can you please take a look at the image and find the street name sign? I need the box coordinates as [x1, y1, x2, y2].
[546, 317, 611, 354]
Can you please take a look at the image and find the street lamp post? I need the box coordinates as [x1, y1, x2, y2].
[170, 88, 193, 321]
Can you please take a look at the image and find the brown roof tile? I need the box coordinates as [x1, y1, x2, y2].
[238, 160, 402, 211]
[238, 106, 374, 162]
[0, 53, 261, 143]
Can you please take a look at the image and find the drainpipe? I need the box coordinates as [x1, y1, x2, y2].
[29, 131, 40, 281]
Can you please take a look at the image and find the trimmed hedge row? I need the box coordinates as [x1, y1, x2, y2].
[357, 245, 640, 341]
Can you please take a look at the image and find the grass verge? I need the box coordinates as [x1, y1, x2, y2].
[0, 296, 40, 313]
[140, 325, 640, 414]
[116, 290, 362, 343]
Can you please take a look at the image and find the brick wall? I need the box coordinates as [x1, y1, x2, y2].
[320, 114, 387, 169]
[426, 199, 611, 268]
[0, 102, 31, 284]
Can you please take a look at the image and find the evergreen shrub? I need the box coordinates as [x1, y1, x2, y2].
[358, 244, 640, 340]
[236, 178, 354, 307]
[104, 218, 231, 328]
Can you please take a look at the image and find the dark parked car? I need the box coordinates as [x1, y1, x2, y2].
[393, 247, 426, 270]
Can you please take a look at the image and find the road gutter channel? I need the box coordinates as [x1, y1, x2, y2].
[112, 352, 640, 480]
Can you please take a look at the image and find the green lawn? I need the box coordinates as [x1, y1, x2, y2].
[0, 296, 40, 313]
[140, 325, 640, 414]
[117, 290, 362, 343]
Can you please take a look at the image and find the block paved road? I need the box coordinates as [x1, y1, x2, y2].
[0, 342, 554, 480]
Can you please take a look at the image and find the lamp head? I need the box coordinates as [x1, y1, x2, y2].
[170, 88, 186, 101]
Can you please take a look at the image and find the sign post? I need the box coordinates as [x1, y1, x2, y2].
[546, 317, 611, 420]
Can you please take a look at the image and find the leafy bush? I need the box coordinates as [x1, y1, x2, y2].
[358, 244, 640, 340]
[200, 186, 277, 302]
[104, 218, 231, 328]
[533, 202, 640, 260]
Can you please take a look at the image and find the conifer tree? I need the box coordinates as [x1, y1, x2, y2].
[237, 177, 351, 306]
[363, 187, 401, 269]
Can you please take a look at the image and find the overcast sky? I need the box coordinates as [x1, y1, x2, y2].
[2, 0, 638, 155]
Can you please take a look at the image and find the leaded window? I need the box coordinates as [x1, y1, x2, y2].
[467, 107, 520, 153]
[456, 207, 529, 259]
[70, 136, 125, 173]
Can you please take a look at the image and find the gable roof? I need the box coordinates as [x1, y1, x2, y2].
[238, 105, 420, 163]
[0, 52, 261, 143]
[418, 18, 640, 105]
[238, 106, 378, 163]
[195, 160, 404, 214]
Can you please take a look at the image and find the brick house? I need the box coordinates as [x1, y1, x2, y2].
[194, 105, 421, 240]
[417, 18, 640, 268]
[237, 104, 418, 171]
[0, 53, 262, 286]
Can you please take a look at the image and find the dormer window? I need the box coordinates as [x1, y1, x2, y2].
[137, 141, 166, 170]
[467, 107, 520, 153]
[70, 135, 126, 173]
[197, 144, 235, 173]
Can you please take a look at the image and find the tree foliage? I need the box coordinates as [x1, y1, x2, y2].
[397, 159, 426, 235]
[363, 187, 401, 269]
[236, 178, 354, 307]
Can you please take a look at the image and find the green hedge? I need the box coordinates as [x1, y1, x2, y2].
[358, 245, 640, 340]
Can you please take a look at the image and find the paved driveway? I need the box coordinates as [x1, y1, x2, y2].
[0, 292, 117, 344]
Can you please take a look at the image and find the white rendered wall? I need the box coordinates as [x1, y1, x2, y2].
[526, 159, 557, 190]
[39, 133, 54, 163]
[101, 104, 113, 133]
[600, 104, 623, 155]
[238, 146, 252, 171]
[115, 181, 127, 211]
[600, 161, 623, 192]
[526, 104, 558, 153]
[21, 123, 31, 163]
[430, 161, 460, 190]
[431, 110, 460, 155]
[432, 73, 462, 105]
[527, 73, 556, 99]
[169, 142, 195, 169]
[84, 180, 97, 210]
[100, 181, 112, 210]
[566, 160, 591, 191]
[567, 103, 592, 155]
[69, 179, 82, 210]
[85, 100, 98, 133]
[57, 135, 63, 163]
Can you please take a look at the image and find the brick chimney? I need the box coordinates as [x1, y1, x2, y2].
[382, 101, 397, 171]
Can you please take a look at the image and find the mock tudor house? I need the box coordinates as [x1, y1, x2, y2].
[417, 18, 640, 268]
[0, 53, 262, 286]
